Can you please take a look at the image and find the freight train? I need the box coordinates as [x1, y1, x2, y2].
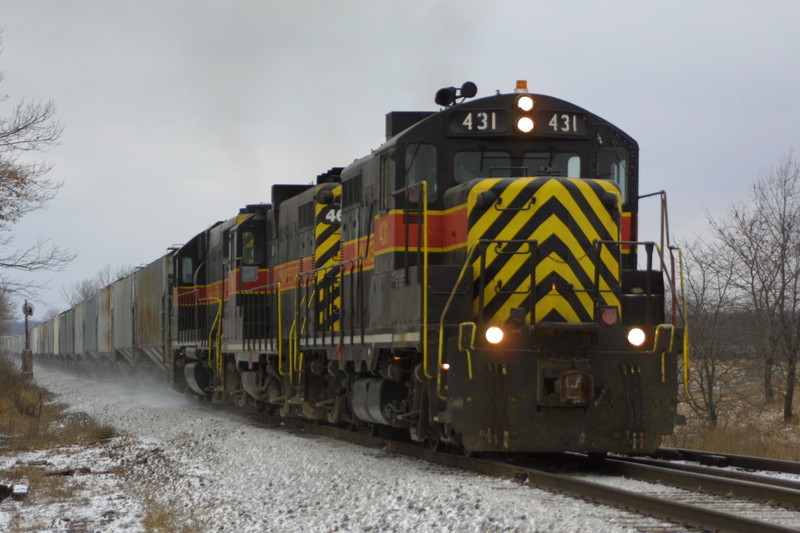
[4, 81, 688, 454]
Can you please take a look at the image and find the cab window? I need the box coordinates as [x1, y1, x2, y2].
[180, 257, 194, 285]
[454, 152, 510, 182]
[523, 151, 581, 177]
[405, 143, 437, 201]
[240, 229, 263, 266]
[597, 146, 629, 202]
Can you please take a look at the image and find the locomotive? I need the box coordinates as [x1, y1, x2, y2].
[9, 81, 687, 454]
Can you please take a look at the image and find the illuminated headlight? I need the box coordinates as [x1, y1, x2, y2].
[516, 117, 534, 133]
[627, 328, 646, 347]
[517, 95, 534, 112]
[485, 326, 504, 344]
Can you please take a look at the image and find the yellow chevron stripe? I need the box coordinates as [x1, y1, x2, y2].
[568, 179, 620, 238]
[468, 177, 622, 325]
[314, 183, 341, 332]
[469, 179, 533, 238]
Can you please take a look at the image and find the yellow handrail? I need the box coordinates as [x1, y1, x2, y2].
[421, 181, 430, 379]
[652, 242, 691, 401]
[204, 297, 224, 378]
[436, 321, 476, 400]
[277, 282, 289, 376]
[674, 246, 690, 402]
[288, 318, 297, 381]
[435, 245, 480, 400]
[458, 321, 476, 379]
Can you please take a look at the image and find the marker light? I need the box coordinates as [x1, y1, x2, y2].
[517, 95, 534, 112]
[485, 326, 504, 344]
[516, 117, 534, 133]
[627, 328, 646, 347]
[599, 307, 619, 326]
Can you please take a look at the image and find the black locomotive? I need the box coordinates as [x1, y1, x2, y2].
[13, 81, 687, 454]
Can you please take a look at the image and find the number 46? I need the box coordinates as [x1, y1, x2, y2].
[324, 208, 342, 223]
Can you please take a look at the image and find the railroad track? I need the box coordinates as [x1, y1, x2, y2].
[285, 420, 800, 532]
[598, 451, 800, 510]
[654, 446, 800, 475]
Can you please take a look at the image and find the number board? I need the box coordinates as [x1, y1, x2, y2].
[539, 111, 587, 136]
[448, 109, 509, 134]
[320, 206, 342, 225]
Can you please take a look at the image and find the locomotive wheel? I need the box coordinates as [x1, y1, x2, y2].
[462, 446, 478, 458]
[235, 390, 247, 408]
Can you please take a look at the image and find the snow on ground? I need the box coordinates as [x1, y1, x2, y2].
[0, 437, 148, 531]
[2, 365, 676, 532]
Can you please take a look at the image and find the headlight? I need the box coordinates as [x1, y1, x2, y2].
[485, 326, 504, 344]
[517, 95, 534, 112]
[627, 328, 646, 347]
[516, 117, 534, 133]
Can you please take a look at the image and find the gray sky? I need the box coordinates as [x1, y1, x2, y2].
[4, 1, 800, 316]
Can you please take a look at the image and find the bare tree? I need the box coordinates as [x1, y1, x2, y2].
[682, 238, 749, 425]
[0, 286, 13, 335]
[94, 263, 137, 287]
[61, 278, 98, 308]
[41, 306, 60, 322]
[710, 150, 800, 420]
[0, 33, 75, 297]
[61, 264, 137, 307]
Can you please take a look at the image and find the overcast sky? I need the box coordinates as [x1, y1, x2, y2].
[4, 1, 800, 316]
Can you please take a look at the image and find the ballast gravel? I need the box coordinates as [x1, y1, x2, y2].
[1, 365, 679, 532]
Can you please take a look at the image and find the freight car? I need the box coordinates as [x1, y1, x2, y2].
[7, 81, 687, 454]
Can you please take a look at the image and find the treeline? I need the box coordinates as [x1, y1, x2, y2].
[684, 151, 800, 424]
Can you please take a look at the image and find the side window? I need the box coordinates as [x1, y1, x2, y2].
[405, 143, 437, 201]
[180, 257, 194, 285]
[241, 229, 263, 266]
[379, 152, 394, 211]
[596, 146, 629, 202]
[343, 173, 363, 207]
[453, 152, 510, 182]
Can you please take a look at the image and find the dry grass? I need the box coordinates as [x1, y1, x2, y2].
[667, 420, 800, 461]
[141, 497, 197, 533]
[0, 352, 116, 452]
[0, 352, 200, 532]
[666, 358, 800, 461]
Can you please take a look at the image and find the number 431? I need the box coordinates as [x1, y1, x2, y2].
[548, 113, 578, 133]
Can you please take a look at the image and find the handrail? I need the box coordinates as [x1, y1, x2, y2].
[606, 237, 690, 399]
[436, 321, 476, 401]
[293, 284, 315, 385]
[436, 244, 481, 399]
[287, 318, 297, 380]
[392, 181, 430, 377]
[422, 181, 429, 382]
[277, 282, 288, 376]
[671, 245, 690, 401]
[201, 296, 224, 379]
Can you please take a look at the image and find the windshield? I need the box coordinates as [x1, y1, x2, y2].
[523, 151, 581, 178]
[454, 151, 510, 182]
[454, 150, 582, 182]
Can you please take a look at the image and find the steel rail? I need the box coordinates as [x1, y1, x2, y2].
[598, 456, 800, 511]
[615, 454, 800, 492]
[292, 421, 798, 532]
[656, 446, 800, 475]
